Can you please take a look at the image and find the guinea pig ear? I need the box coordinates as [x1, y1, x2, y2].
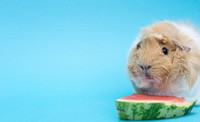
[141, 28, 154, 37]
[173, 40, 191, 52]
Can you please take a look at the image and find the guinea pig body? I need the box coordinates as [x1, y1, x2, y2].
[128, 21, 200, 102]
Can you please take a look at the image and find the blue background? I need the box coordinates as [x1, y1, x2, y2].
[0, 0, 200, 122]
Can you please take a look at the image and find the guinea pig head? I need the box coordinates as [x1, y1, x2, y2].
[128, 32, 191, 89]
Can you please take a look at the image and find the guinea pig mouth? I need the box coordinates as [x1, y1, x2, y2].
[142, 76, 155, 82]
[145, 76, 154, 79]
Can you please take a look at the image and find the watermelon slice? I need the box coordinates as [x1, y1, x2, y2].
[116, 94, 196, 120]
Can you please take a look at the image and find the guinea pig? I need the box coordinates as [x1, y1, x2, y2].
[127, 21, 200, 102]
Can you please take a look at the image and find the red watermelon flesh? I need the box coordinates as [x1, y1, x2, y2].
[120, 94, 185, 103]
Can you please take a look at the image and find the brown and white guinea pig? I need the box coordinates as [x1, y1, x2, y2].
[128, 21, 200, 102]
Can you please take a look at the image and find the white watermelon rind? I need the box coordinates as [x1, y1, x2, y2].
[116, 99, 196, 120]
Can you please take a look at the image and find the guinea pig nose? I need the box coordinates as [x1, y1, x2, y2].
[139, 65, 152, 70]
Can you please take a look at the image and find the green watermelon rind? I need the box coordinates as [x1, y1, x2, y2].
[116, 100, 196, 120]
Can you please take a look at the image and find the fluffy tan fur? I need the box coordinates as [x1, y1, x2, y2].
[128, 21, 200, 98]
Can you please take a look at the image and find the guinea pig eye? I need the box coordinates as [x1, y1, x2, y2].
[162, 47, 169, 55]
[136, 43, 141, 49]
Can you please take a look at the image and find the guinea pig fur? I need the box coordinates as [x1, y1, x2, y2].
[128, 21, 200, 102]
